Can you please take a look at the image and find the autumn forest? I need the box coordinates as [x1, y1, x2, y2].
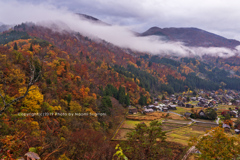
[1, 22, 240, 160]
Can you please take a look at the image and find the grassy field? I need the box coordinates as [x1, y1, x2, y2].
[217, 104, 234, 110]
[121, 120, 151, 129]
[113, 110, 220, 146]
[190, 125, 213, 132]
[112, 118, 210, 145]
[172, 107, 191, 114]
[171, 107, 203, 115]
[188, 101, 199, 105]
[166, 126, 205, 145]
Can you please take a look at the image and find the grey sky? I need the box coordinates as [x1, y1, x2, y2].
[1, 0, 240, 40]
[0, 0, 240, 57]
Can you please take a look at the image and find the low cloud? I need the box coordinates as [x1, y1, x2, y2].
[0, 1, 239, 58]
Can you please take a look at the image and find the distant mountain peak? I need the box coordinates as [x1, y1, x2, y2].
[141, 27, 240, 48]
[76, 13, 109, 26]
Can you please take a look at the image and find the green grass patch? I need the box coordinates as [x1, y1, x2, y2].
[121, 120, 141, 129]
[188, 101, 198, 105]
[121, 120, 152, 129]
[172, 107, 189, 114]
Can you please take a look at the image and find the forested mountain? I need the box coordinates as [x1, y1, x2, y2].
[1, 22, 240, 105]
[1, 20, 240, 159]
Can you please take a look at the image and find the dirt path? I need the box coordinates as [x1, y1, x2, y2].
[182, 146, 196, 160]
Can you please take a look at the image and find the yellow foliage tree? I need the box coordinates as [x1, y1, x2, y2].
[189, 127, 240, 160]
[69, 101, 82, 112]
[19, 85, 43, 113]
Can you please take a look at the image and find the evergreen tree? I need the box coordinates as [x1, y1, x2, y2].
[148, 61, 152, 67]
[29, 43, 33, 51]
[99, 96, 112, 116]
[139, 94, 147, 106]
[118, 86, 125, 104]
[14, 42, 18, 50]
[125, 94, 130, 106]
[104, 84, 118, 98]
[66, 94, 72, 106]
[136, 60, 141, 66]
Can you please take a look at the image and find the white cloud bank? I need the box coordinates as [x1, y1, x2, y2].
[0, 0, 239, 58]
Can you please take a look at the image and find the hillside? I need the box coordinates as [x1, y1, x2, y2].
[1, 22, 240, 159]
[2, 23, 240, 96]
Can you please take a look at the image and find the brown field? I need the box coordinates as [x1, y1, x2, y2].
[161, 122, 187, 131]
[112, 128, 131, 140]
[189, 125, 212, 132]
[126, 112, 186, 121]
[173, 107, 202, 115]
[163, 119, 191, 124]
[113, 112, 218, 147]
[166, 127, 205, 145]
[194, 122, 219, 128]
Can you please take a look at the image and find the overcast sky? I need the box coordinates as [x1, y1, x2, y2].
[1, 0, 240, 40]
[0, 0, 240, 57]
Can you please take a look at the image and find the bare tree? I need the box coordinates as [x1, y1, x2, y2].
[0, 61, 41, 115]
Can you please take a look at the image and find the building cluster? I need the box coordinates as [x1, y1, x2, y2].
[128, 90, 240, 117]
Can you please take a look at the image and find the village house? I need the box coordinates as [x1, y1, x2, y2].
[159, 104, 167, 108]
[163, 100, 170, 104]
[186, 104, 193, 108]
[168, 104, 177, 110]
[221, 96, 229, 104]
[143, 108, 154, 114]
[212, 95, 220, 101]
[178, 101, 185, 107]
[182, 97, 187, 103]
[190, 97, 197, 101]
[184, 112, 192, 118]
[235, 129, 240, 134]
[129, 108, 138, 114]
[233, 100, 240, 106]
[198, 110, 206, 118]
[153, 106, 162, 111]
[197, 98, 208, 107]
[222, 123, 231, 132]
[208, 101, 214, 107]
[162, 107, 169, 112]
[221, 110, 237, 118]
[147, 105, 155, 109]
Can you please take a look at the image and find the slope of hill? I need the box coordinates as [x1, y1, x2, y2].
[1, 21, 240, 159]
[5, 23, 240, 94]
[141, 27, 240, 48]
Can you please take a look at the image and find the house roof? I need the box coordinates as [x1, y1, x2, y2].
[144, 108, 154, 112]
[129, 108, 137, 112]
[222, 123, 231, 129]
[184, 112, 192, 116]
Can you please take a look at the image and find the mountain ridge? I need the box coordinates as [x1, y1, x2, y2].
[141, 26, 240, 48]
